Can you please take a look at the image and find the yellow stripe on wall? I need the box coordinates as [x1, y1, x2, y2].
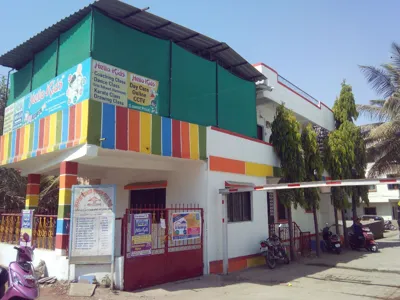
[79, 100, 89, 144]
[245, 161, 273, 177]
[22, 123, 30, 160]
[140, 112, 152, 154]
[3, 133, 9, 165]
[49, 113, 57, 151]
[189, 123, 200, 160]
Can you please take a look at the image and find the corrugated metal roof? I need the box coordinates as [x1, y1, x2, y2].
[0, 0, 265, 82]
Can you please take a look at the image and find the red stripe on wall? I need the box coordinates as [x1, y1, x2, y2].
[128, 109, 140, 152]
[15, 128, 20, 160]
[67, 105, 76, 148]
[73, 103, 81, 146]
[38, 118, 45, 156]
[181, 121, 190, 159]
[19, 126, 25, 159]
[116, 106, 128, 151]
[172, 119, 181, 158]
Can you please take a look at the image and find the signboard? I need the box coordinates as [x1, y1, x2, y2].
[127, 73, 159, 114]
[90, 60, 128, 107]
[69, 185, 116, 264]
[20, 209, 34, 247]
[172, 212, 201, 241]
[3, 58, 91, 134]
[130, 213, 152, 257]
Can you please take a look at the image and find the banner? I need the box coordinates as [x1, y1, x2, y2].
[172, 212, 201, 241]
[90, 60, 128, 107]
[127, 72, 159, 114]
[70, 185, 115, 264]
[3, 58, 91, 134]
[20, 209, 34, 247]
[130, 213, 152, 257]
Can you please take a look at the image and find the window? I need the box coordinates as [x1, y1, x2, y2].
[364, 207, 377, 215]
[387, 175, 400, 190]
[368, 185, 377, 192]
[257, 125, 264, 141]
[227, 192, 252, 222]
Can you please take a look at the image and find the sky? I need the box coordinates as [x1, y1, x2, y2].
[0, 0, 398, 125]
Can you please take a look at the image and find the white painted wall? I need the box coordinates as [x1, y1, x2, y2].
[254, 64, 335, 131]
[207, 127, 279, 167]
[206, 171, 268, 263]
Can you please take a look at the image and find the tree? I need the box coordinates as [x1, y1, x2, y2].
[270, 104, 305, 260]
[357, 42, 400, 177]
[301, 123, 323, 256]
[325, 81, 368, 245]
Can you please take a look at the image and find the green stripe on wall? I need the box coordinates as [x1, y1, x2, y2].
[55, 110, 63, 150]
[199, 126, 207, 160]
[28, 124, 34, 158]
[87, 100, 102, 146]
[151, 114, 162, 155]
[57, 204, 71, 219]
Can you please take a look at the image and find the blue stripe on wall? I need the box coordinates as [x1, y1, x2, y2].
[31, 119, 40, 157]
[101, 103, 116, 149]
[60, 108, 69, 150]
[56, 219, 70, 235]
[9, 130, 16, 163]
[161, 117, 172, 156]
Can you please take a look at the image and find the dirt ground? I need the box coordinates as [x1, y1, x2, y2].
[39, 231, 400, 300]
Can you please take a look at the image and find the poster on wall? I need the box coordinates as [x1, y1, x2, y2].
[130, 213, 152, 257]
[90, 60, 128, 107]
[69, 185, 115, 264]
[171, 212, 201, 241]
[20, 209, 34, 247]
[2, 58, 91, 134]
[127, 72, 159, 114]
[3, 103, 15, 134]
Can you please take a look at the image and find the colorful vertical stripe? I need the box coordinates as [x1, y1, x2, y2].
[0, 101, 89, 166]
[96, 104, 207, 160]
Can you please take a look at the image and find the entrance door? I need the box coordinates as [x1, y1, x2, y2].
[130, 188, 166, 208]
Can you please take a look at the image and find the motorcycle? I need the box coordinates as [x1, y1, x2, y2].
[321, 223, 341, 254]
[0, 233, 39, 300]
[349, 226, 378, 252]
[260, 225, 290, 269]
[384, 220, 397, 231]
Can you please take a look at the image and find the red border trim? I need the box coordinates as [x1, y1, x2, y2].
[124, 181, 168, 190]
[252, 62, 333, 112]
[211, 126, 273, 147]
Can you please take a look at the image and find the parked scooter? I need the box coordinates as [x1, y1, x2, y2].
[260, 225, 290, 269]
[0, 233, 39, 300]
[349, 226, 378, 252]
[321, 223, 341, 254]
[384, 220, 397, 231]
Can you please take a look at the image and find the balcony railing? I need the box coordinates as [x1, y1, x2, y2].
[277, 75, 320, 106]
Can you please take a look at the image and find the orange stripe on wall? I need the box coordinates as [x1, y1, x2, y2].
[74, 103, 82, 146]
[181, 121, 190, 159]
[128, 109, 140, 152]
[209, 155, 246, 174]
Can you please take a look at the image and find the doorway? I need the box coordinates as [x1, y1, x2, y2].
[130, 188, 166, 208]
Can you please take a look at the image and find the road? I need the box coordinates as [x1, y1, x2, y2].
[41, 231, 400, 299]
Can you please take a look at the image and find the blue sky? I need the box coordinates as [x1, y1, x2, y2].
[0, 0, 398, 125]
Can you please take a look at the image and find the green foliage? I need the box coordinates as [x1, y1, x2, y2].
[352, 128, 369, 206]
[301, 123, 323, 210]
[270, 104, 305, 208]
[333, 80, 359, 128]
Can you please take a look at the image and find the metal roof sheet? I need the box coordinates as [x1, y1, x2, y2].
[0, 0, 265, 82]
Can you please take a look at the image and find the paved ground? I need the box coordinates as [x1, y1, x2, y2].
[40, 231, 400, 299]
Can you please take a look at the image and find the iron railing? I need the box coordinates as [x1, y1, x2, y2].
[278, 75, 320, 106]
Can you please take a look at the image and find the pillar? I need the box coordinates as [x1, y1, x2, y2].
[55, 161, 78, 254]
[25, 174, 41, 210]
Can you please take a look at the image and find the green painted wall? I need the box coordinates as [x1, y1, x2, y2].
[171, 44, 217, 126]
[58, 13, 91, 74]
[32, 39, 58, 90]
[91, 9, 170, 117]
[217, 66, 257, 138]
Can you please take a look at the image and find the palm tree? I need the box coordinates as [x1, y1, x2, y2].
[357, 42, 400, 177]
